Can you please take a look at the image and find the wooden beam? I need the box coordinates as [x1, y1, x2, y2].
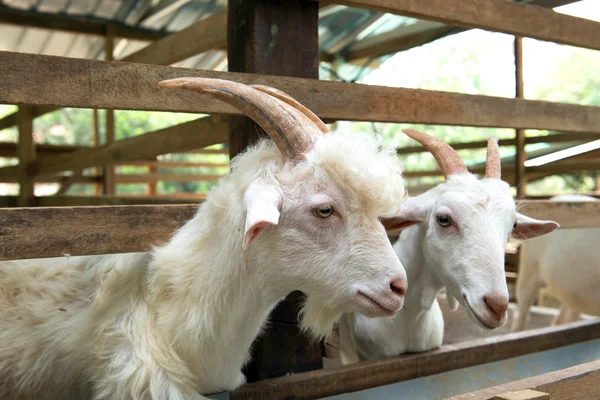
[121, 161, 229, 168]
[515, 36, 527, 199]
[27, 117, 227, 177]
[124, 10, 227, 65]
[449, 359, 600, 400]
[228, 0, 323, 382]
[0, 4, 167, 41]
[229, 319, 600, 400]
[17, 106, 35, 207]
[93, 109, 101, 195]
[0, 175, 101, 184]
[0, 200, 598, 261]
[2, 52, 600, 133]
[327, 0, 600, 51]
[103, 26, 116, 196]
[116, 173, 224, 183]
[0, 204, 197, 261]
[0, 142, 88, 158]
[36, 195, 198, 207]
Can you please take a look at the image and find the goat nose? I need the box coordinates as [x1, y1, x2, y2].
[484, 294, 508, 319]
[390, 278, 407, 298]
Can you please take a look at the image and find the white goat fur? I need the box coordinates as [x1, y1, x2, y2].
[339, 174, 556, 362]
[512, 194, 600, 331]
[0, 131, 408, 400]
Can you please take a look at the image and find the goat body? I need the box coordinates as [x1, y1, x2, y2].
[512, 195, 600, 331]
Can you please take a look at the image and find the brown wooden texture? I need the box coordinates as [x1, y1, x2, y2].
[0, 205, 197, 261]
[0, 142, 88, 158]
[36, 195, 198, 207]
[122, 161, 229, 168]
[17, 106, 35, 207]
[492, 389, 550, 400]
[228, 0, 323, 381]
[28, 116, 227, 177]
[116, 173, 224, 183]
[229, 319, 600, 400]
[450, 359, 600, 400]
[0, 200, 598, 261]
[0, 5, 167, 41]
[330, 0, 600, 51]
[3, 52, 600, 132]
[103, 27, 116, 196]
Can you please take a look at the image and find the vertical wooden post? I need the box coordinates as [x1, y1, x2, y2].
[228, 0, 323, 382]
[17, 105, 35, 207]
[148, 161, 158, 196]
[514, 36, 527, 199]
[103, 24, 116, 196]
[93, 109, 101, 195]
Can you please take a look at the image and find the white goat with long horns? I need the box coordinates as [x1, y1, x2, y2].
[337, 129, 559, 363]
[0, 78, 409, 400]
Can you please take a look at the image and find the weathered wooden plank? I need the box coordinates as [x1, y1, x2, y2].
[0, 142, 88, 158]
[36, 195, 199, 207]
[121, 161, 229, 168]
[2, 52, 600, 132]
[0, 205, 198, 261]
[450, 359, 600, 400]
[0, 200, 597, 261]
[329, 0, 600, 51]
[228, 0, 323, 382]
[28, 116, 227, 177]
[116, 173, 224, 183]
[0, 4, 167, 41]
[229, 319, 600, 400]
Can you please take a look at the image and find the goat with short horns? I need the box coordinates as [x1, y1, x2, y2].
[0, 78, 409, 400]
[337, 129, 559, 363]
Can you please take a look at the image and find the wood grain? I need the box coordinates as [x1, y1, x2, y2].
[0, 205, 197, 261]
[450, 359, 600, 400]
[330, 0, 600, 51]
[17, 106, 35, 207]
[229, 319, 600, 400]
[2, 52, 600, 132]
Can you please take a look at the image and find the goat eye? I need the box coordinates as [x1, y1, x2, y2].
[314, 205, 334, 218]
[513, 222, 517, 229]
[436, 214, 452, 227]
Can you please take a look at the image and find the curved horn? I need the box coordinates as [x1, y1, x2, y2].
[158, 77, 323, 162]
[402, 129, 468, 178]
[250, 84, 330, 134]
[485, 137, 502, 179]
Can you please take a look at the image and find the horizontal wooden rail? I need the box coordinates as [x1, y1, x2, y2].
[116, 173, 224, 183]
[229, 319, 600, 400]
[119, 161, 230, 168]
[0, 195, 204, 208]
[2, 52, 600, 132]
[0, 200, 598, 261]
[449, 359, 600, 400]
[0, 142, 88, 158]
[328, 0, 600, 51]
[0, 204, 198, 260]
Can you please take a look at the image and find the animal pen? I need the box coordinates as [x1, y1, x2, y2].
[1, 0, 600, 399]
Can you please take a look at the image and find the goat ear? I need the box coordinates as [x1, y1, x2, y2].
[512, 212, 559, 240]
[381, 198, 426, 234]
[243, 180, 282, 249]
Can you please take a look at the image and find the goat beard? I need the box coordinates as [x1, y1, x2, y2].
[298, 295, 342, 342]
